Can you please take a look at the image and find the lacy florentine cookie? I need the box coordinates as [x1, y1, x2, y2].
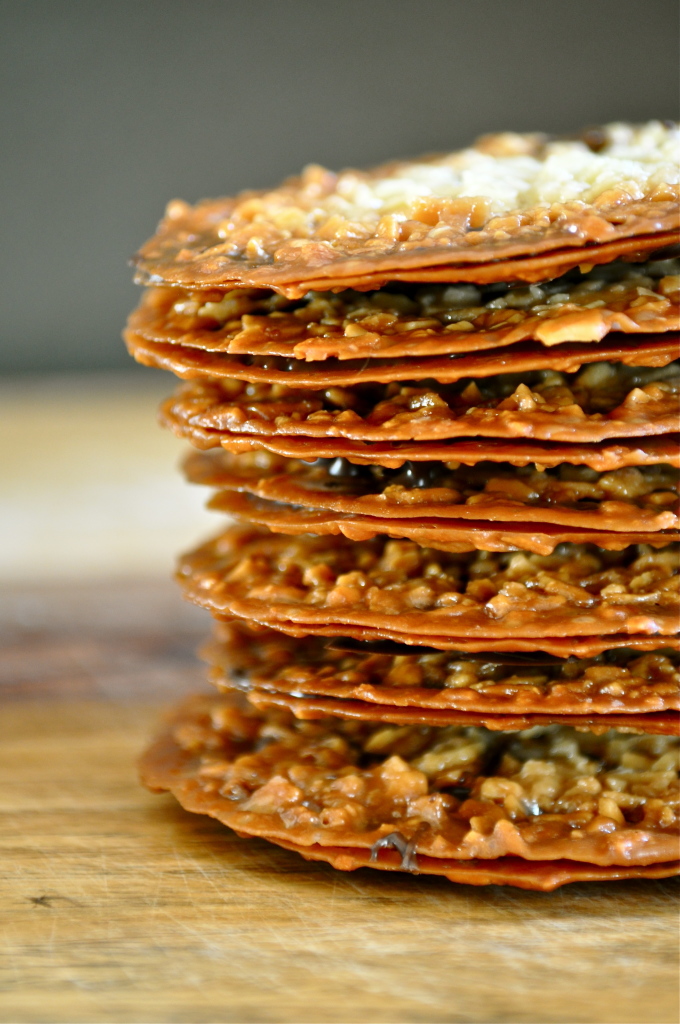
[177, 526, 679, 641]
[160, 364, 680, 444]
[126, 260, 680, 364]
[230, 622, 680, 656]
[179, 431, 680, 471]
[162, 390, 680, 470]
[133, 123, 680, 295]
[126, 330, 680, 388]
[205, 621, 680, 716]
[206, 489, 680, 555]
[139, 694, 680, 881]
[246, 690, 678, 735]
[185, 451, 680, 533]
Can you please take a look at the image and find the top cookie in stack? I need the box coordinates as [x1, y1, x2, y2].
[131, 123, 680, 891]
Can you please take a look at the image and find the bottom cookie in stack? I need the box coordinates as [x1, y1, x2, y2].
[140, 691, 679, 892]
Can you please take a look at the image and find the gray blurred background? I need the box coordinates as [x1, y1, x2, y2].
[1, 0, 678, 374]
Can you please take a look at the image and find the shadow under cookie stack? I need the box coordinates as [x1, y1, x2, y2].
[128, 123, 680, 891]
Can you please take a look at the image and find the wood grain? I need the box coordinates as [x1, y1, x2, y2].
[1, 579, 678, 1024]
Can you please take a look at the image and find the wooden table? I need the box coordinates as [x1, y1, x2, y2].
[1, 577, 678, 1024]
[1, 378, 678, 1023]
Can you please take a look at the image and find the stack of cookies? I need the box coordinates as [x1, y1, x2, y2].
[128, 122, 680, 890]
